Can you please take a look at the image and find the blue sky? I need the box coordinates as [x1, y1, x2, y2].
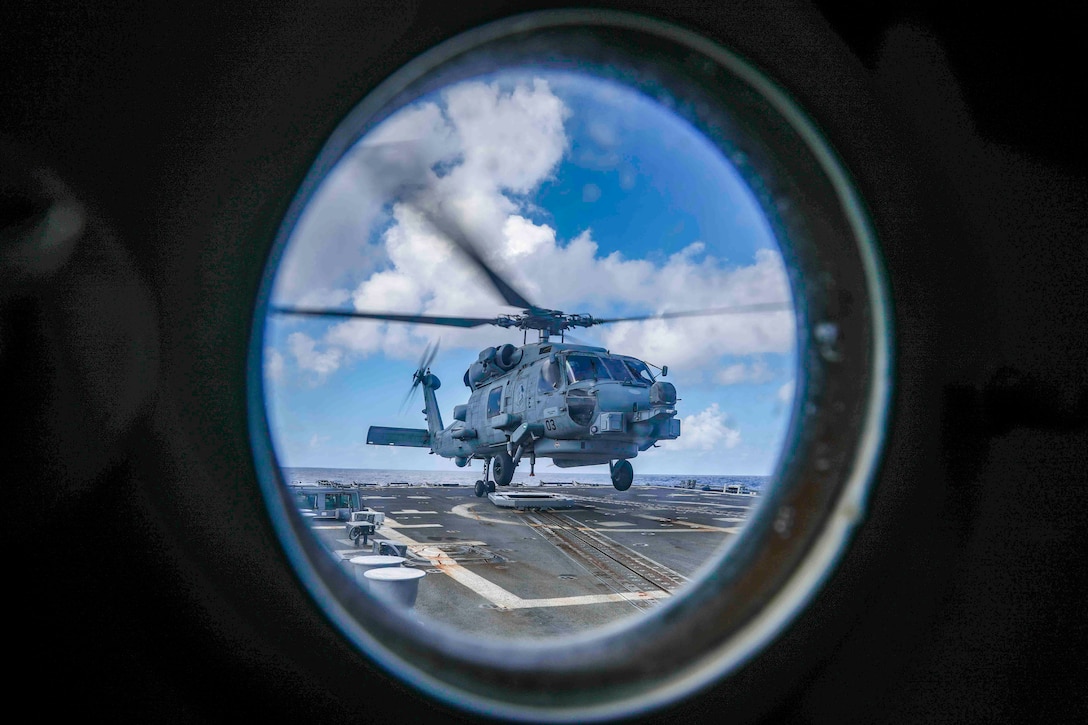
[263, 70, 796, 476]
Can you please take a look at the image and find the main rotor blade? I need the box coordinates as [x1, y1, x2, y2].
[558, 330, 595, 347]
[348, 135, 534, 310]
[590, 301, 793, 325]
[271, 306, 497, 329]
[410, 203, 536, 310]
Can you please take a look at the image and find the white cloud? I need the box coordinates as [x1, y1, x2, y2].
[443, 78, 570, 194]
[273, 102, 461, 306]
[502, 214, 555, 259]
[777, 380, 795, 405]
[265, 348, 285, 383]
[289, 332, 343, 381]
[666, 404, 740, 451]
[294, 287, 352, 310]
[270, 74, 793, 383]
[715, 358, 775, 386]
[598, 248, 793, 373]
[271, 77, 573, 374]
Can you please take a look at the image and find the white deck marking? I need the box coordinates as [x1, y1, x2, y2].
[588, 528, 739, 534]
[334, 541, 489, 555]
[633, 514, 736, 533]
[385, 523, 442, 529]
[413, 545, 523, 609]
[597, 521, 635, 527]
[714, 517, 747, 523]
[391, 510, 437, 514]
[375, 519, 673, 610]
[450, 502, 523, 526]
[508, 591, 671, 608]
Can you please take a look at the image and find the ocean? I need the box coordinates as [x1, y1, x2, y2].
[282, 466, 768, 492]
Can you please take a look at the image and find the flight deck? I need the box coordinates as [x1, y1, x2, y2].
[302, 483, 760, 640]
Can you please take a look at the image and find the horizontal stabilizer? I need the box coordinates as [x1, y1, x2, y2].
[367, 426, 431, 447]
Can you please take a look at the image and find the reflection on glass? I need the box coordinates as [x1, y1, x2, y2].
[565, 354, 611, 382]
[623, 358, 655, 385]
[263, 69, 796, 640]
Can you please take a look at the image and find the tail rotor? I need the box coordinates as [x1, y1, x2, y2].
[401, 339, 440, 414]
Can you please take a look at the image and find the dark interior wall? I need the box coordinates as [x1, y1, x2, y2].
[1, 2, 1083, 722]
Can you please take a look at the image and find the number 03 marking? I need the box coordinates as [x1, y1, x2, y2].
[544, 418, 557, 431]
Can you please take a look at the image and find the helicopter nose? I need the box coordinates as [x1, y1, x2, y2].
[593, 383, 652, 414]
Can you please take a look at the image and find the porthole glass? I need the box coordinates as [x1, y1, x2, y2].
[262, 54, 796, 638]
[248, 9, 889, 722]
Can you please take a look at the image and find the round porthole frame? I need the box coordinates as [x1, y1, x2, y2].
[248, 8, 892, 723]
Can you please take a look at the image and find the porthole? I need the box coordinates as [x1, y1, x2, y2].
[248, 9, 890, 722]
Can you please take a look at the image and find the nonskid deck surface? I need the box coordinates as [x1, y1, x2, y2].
[305, 484, 760, 639]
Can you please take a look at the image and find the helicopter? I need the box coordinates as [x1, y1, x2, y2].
[364, 329, 677, 495]
[274, 202, 790, 495]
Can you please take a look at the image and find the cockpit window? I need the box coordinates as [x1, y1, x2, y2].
[565, 354, 612, 382]
[623, 359, 655, 385]
[598, 357, 633, 381]
[539, 358, 562, 391]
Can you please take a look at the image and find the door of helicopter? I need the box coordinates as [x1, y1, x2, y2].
[535, 354, 565, 434]
[484, 380, 508, 448]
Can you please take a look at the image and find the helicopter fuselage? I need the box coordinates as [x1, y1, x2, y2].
[368, 342, 681, 481]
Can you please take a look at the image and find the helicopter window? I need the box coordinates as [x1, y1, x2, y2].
[565, 389, 597, 426]
[539, 359, 562, 391]
[565, 355, 611, 382]
[598, 357, 633, 381]
[486, 386, 503, 417]
[623, 359, 655, 385]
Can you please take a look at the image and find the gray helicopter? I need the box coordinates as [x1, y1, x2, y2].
[364, 326, 678, 495]
[274, 204, 788, 495]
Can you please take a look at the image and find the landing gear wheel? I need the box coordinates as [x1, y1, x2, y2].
[611, 459, 633, 491]
[487, 481, 496, 493]
[474, 480, 486, 497]
[349, 527, 364, 546]
[492, 450, 515, 487]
